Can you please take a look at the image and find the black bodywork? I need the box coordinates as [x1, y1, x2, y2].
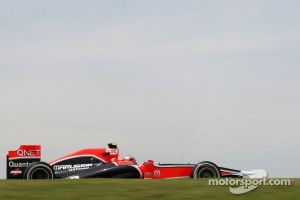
[55, 163, 141, 179]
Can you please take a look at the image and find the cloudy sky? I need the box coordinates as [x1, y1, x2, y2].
[0, 0, 299, 178]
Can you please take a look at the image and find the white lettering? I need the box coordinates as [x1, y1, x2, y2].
[106, 148, 119, 155]
[16, 149, 41, 157]
[53, 164, 93, 171]
[8, 161, 34, 168]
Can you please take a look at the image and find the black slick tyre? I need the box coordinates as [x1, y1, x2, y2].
[23, 161, 55, 179]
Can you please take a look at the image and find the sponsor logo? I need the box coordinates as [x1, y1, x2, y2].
[67, 175, 80, 179]
[144, 172, 152, 177]
[10, 168, 22, 176]
[154, 170, 160, 177]
[16, 149, 41, 157]
[95, 163, 103, 167]
[8, 161, 34, 168]
[53, 163, 93, 171]
[106, 148, 119, 155]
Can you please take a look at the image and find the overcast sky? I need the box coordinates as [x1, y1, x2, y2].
[0, 0, 299, 179]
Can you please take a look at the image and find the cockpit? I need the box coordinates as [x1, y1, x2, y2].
[121, 156, 137, 165]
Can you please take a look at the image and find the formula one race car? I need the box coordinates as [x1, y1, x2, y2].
[6, 143, 250, 179]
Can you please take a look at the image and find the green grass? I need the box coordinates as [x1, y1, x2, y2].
[0, 178, 299, 200]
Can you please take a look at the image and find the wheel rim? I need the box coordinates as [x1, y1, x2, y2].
[198, 167, 217, 178]
[31, 168, 50, 179]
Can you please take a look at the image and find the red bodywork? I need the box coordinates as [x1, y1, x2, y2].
[48, 146, 194, 179]
[141, 160, 194, 179]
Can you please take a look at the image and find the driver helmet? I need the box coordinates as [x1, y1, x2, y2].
[122, 156, 137, 164]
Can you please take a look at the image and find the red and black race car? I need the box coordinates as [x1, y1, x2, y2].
[6, 143, 250, 179]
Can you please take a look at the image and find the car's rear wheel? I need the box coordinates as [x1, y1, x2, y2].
[23, 162, 55, 179]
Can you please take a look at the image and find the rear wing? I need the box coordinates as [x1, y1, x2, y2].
[6, 145, 41, 179]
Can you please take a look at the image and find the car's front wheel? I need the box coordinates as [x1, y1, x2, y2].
[190, 161, 221, 178]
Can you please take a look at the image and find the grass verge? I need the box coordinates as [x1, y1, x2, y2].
[0, 178, 298, 200]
